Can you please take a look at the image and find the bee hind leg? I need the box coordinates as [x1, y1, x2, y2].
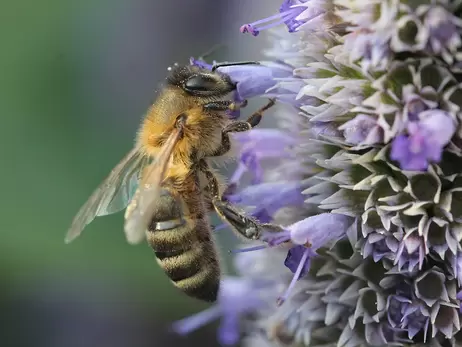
[213, 198, 263, 240]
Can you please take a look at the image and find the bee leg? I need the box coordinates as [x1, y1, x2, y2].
[210, 98, 276, 157]
[238, 97, 276, 128]
[223, 97, 276, 131]
[213, 198, 263, 240]
[202, 187, 215, 212]
[201, 161, 284, 240]
[203, 100, 248, 112]
[213, 193, 285, 240]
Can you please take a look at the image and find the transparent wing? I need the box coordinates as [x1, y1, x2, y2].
[99, 154, 148, 216]
[65, 146, 146, 244]
[124, 125, 184, 244]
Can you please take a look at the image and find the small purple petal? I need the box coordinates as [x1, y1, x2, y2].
[241, 150, 263, 183]
[228, 130, 297, 186]
[232, 129, 297, 147]
[260, 228, 291, 247]
[278, 0, 311, 32]
[240, 1, 310, 36]
[226, 181, 304, 220]
[278, 246, 312, 305]
[403, 93, 430, 121]
[395, 232, 427, 271]
[451, 254, 462, 287]
[189, 57, 213, 70]
[457, 290, 462, 301]
[387, 295, 408, 327]
[288, 213, 353, 249]
[339, 114, 380, 145]
[172, 306, 221, 335]
[425, 6, 462, 53]
[218, 313, 239, 345]
[390, 110, 456, 171]
[390, 134, 428, 171]
[191, 59, 297, 104]
[217, 62, 293, 100]
[252, 208, 273, 223]
[172, 277, 269, 345]
[418, 109, 456, 147]
[344, 30, 391, 71]
[284, 245, 312, 277]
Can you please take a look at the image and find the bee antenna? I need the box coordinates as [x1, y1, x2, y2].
[211, 61, 260, 72]
[198, 43, 226, 61]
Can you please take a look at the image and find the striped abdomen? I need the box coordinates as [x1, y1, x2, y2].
[146, 188, 220, 302]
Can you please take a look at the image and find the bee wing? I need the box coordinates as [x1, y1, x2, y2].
[124, 125, 184, 244]
[65, 146, 146, 244]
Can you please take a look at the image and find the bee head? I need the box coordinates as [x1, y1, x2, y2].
[167, 65, 236, 98]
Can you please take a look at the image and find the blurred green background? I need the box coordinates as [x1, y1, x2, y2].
[0, 1, 278, 346]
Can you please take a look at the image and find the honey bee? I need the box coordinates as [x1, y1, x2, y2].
[65, 61, 281, 302]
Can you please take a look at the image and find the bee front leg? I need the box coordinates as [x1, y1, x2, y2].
[201, 161, 284, 240]
[209, 98, 276, 157]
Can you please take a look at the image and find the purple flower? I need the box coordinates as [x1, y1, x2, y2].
[288, 213, 353, 248]
[451, 254, 462, 287]
[220, 181, 304, 237]
[387, 295, 430, 340]
[184, 1, 462, 346]
[226, 180, 304, 222]
[191, 57, 299, 108]
[394, 230, 426, 272]
[228, 129, 297, 186]
[229, 214, 352, 307]
[172, 277, 269, 345]
[260, 213, 353, 305]
[258, 213, 353, 249]
[390, 110, 456, 171]
[189, 57, 214, 70]
[339, 114, 383, 145]
[284, 245, 311, 277]
[344, 30, 391, 72]
[362, 234, 399, 263]
[401, 86, 436, 122]
[425, 6, 462, 54]
[277, 245, 314, 305]
[217, 61, 294, 101]
[240, 0, 314, 36]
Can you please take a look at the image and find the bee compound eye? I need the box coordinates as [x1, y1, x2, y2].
[184, 75, 217, 92]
